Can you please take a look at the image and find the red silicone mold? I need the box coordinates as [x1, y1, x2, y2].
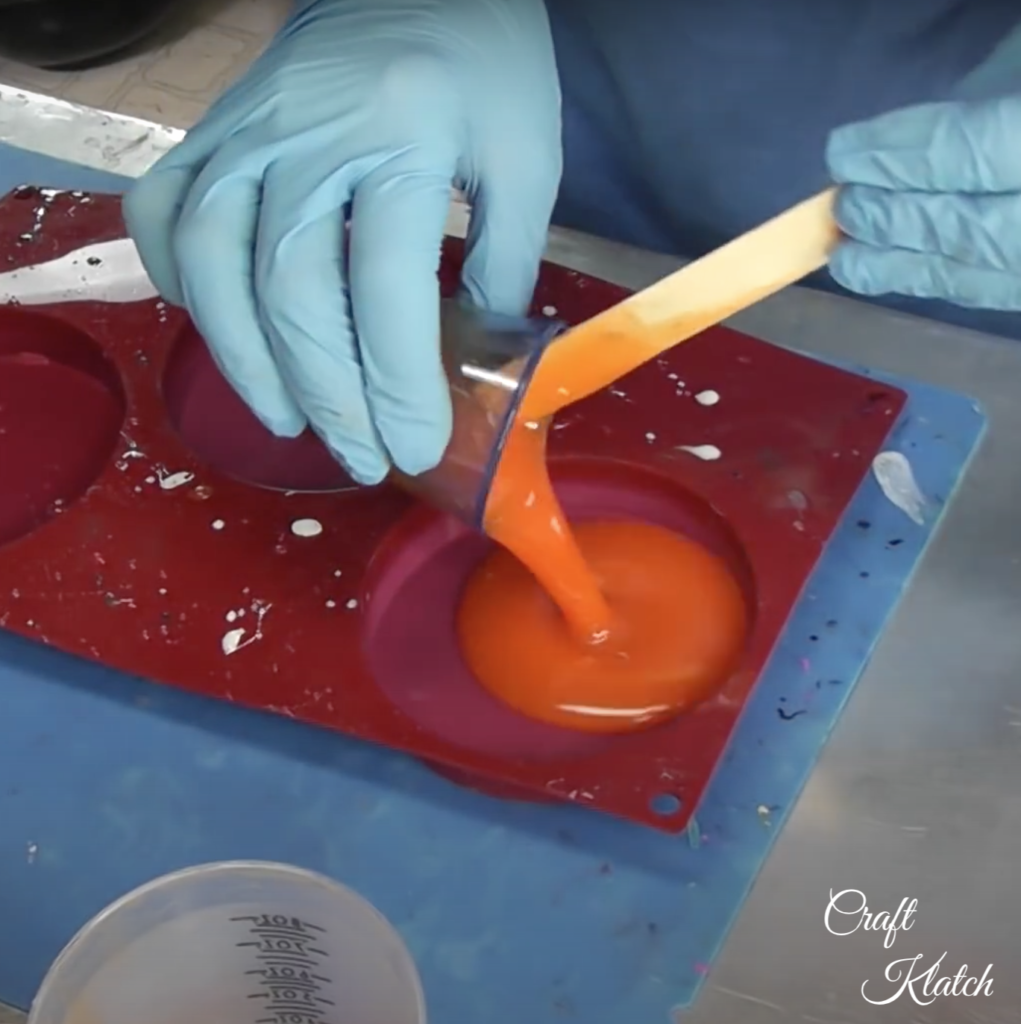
[0, 187, 905, 832]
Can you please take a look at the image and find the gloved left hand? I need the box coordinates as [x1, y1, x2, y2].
[124, 0, 561, 486]
[826, 94, 1021, 310]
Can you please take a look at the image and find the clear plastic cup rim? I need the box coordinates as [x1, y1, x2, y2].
[29, 859, 427, 1024]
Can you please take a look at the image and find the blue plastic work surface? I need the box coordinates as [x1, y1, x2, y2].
[0, 145, 986, 1021]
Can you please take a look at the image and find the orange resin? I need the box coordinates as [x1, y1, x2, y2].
[458, 514, 748, 733]
[455, 356, 748, 732]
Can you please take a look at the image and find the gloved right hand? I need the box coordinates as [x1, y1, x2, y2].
[124, 0, 562, 484]
[827, 94, 1021, 311]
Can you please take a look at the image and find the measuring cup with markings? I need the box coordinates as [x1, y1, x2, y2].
[28, 860, 425, 1024]
[391, 299, 564, 526]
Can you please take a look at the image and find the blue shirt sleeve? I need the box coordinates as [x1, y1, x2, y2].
[546, 0, 1021, 339]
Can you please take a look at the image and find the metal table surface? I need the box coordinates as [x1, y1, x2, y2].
[3, 85, 1020, 1023]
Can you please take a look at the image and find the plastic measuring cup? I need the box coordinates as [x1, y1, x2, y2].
[28, 860, 425, 1024]
[395, 300, 564, 527]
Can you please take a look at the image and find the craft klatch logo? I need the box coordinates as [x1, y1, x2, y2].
[824, 888, 993, 1006]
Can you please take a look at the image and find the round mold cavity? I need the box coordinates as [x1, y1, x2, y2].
[163, 323, 355, 493]
[0, 307, 125, 547]
[362, 457, 756, 775]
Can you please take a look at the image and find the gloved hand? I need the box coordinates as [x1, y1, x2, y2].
[826, 94, 1021, 310]
[124, 0, 561, 484]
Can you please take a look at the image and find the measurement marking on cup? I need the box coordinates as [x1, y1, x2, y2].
[232, 914, 336, 1023]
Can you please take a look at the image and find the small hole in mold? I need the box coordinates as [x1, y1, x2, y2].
[362, 458, 756, 765]
[650, 793, 682, 816]
[163, 323, 355, 493]
[0, 308, 124, 546]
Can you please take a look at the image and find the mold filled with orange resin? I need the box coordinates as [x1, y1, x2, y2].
[457, 395, 749, 733]
[459, 516, 748, 733]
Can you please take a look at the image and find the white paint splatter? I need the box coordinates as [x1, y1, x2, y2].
[158, 470, 194, 490]
[645, 432, 657, 442]
[291, 518, 323, 538]
[677, 444, 722, 461]
[325, 599, 337, 609]
[542, 305, 557, 316]
[346, 599, 359, 610]
[220, 601, 271, 656]
[211, 519, 225, 531]
[221, 627, 247, 655]
[872, 451, 927, 526]
[226, 610, 238, 623]
[333, 569, 342, 578]
[694, 389, 720, 406]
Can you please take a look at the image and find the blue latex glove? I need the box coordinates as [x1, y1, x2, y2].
[826, 94, 1021, 310]
[124, 0, 561, 484]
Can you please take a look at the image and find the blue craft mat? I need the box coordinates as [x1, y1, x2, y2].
[0, 145, 986, 1020]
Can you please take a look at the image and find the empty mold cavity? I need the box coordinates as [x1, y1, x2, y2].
[163, 323, 354, 493]
[0, 307, 124, 546]
[361, 458, 755, 767]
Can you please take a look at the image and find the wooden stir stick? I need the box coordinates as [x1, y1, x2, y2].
[519, 188, 841, 422]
